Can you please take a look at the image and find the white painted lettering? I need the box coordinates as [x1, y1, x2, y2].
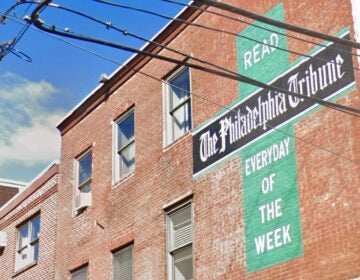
[261, 173, 276, 194]
[254, 224, 292, 255]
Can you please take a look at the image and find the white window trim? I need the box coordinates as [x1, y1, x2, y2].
[162, 67, 192, 148]
[166, 201, 194, 280]
[15, 215, 40, 272]
[73, 148, 92, 214]
[75, 148, 92, 193]
[112, 108, 135, 186]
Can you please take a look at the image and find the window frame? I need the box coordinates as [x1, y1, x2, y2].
[166, 202, 194, 280]
[71, 265, 88, 280]
[112, 108, 135, 185]
[112, 244, 134, 280]
[75, 148, 92, 194]
[163, 67, 192, 148]
[15, 214, 41, 272]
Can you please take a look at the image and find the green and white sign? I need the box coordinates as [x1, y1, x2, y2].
[241, 126, 303, 272]
[192, 1, 355, 274]
[238, 3, 303, 272]
[237, 3, 288, 99]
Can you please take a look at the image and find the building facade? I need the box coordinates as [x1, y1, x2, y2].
[0, 163, 59, 280]
[54, 0, 360, 279]
[1, 0, 359, 279]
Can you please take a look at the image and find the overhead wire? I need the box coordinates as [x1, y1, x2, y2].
[26, 1, 360, 118]
[95, 0, 360, 73]
[0, 1, 35, 61]
[165, 0, 360, 60]
[1, 0, 358, 164]
[193, 0, 360, 49]
[20, 16, 358, 165]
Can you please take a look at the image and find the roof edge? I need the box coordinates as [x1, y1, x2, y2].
[57, 1, 205, 135]
[0, 161, 60, 219]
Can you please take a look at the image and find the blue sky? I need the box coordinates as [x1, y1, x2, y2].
[0, 0, 186, 182]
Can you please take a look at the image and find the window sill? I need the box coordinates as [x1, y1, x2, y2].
[13, 260, 37, 277]
[112, 172, 135, 189]
[163, 132, 192, 152]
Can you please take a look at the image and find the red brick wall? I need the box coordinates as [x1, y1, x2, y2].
[55, 0, 360, 279]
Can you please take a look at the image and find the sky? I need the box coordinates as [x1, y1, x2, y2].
[0, 0, 187, 182]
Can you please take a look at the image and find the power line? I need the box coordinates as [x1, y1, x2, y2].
[94, 0, 360, 74]
[3, 0, 359, 117]
[165, 0, 360, 60]
[3, 0, 358, 165]
[31, 22, 358, 166]
[0, 1, 36, 61]
[27, 1, 360, 117]
[194, 0, 360, 49]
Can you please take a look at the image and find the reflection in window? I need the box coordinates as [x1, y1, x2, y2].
[77, 150, 92, 193]
[114, 109, 135, 183]
[164, 68, 191, 146]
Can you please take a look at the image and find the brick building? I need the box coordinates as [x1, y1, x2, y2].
[53, 0, 360, 279]
[0, 179, 26, 208]
[1, 0, 359, 279]
[0, 162, 59, 279]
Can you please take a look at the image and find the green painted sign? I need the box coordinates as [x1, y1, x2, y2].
[237, 3, 288, 99]
[192, 1, 355, 274]
[241, 126, 303, 272]
[237, 3, 303, 272]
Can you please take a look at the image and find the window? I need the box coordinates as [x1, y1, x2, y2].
[71, 266, 88, 280]
[167, 204, 193, 280]
[76, 150, 92, 193]
[113, 109, 135, 182]
[163, 67, 192, 147]
[113, 244, 133, 280]
[74, 150, 92, 212]
[15, 215, 40, 271]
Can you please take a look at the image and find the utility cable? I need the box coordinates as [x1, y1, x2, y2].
[28, 1, 360, 117]
[165, 0, 360, 60]
[31, 24, 358, 166]
[193, 0, 360, 49]
[3, 0, 359, 116]
[45, 3, 260, 78]
[94, 0, 360, 73]
[4, 1, 357, 165]
[0, 1, 35, 61]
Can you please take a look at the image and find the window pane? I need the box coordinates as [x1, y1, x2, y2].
[170, 205, 192, 250]
[31, 216, 41, 241]
[72, 266, 88, 280]
[79, 152, 92, 186]
[120, 142, 135, 177]
[19, 224, 29, 249]
[33, 242, 39, 261]
[169, 68, 190, 110]
[19, 247, 28, 261]
[168, 68, 191, 142]
[79, 181, 91, 193]
[173, 245, 193, 280]
[172, 104, 191, 141]
[114, 245, 133, 280]
[118, 112, 134, 150]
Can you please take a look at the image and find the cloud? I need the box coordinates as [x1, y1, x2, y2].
[0, 72, 65, 167]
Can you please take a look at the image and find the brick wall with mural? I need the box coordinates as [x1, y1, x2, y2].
[54, 0, 359, 279]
